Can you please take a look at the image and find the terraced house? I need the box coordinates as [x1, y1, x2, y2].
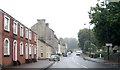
[0, 9, 38, 67]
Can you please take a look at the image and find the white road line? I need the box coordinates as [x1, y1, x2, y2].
[82, 65, 88, 68]
[71, 55, 88, 69]
[76, 63, 79, 65]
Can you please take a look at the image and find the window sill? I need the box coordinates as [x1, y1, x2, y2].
[4, 30, 9, 33]
[20, 36, 23, 38]
[25, 38, 28, 40]
[13, 33, 17, 36]
[20, 55, 23, 56]
[4, 55, 10, 57]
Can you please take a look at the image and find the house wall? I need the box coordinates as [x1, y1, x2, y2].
[38, 40, 47, 59]
[0, 9, 37, 66]
[46, 46, 52, 58]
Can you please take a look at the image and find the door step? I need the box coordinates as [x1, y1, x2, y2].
[13, 60, 21, 66]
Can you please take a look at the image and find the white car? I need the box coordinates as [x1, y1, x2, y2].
[76, 51, 81, 56]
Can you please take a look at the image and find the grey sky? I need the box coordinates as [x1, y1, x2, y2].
[0, 0, 97, 39]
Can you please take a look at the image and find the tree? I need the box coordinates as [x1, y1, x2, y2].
[78, 28, 98, 51]
[84, 40, 97, 53]
[63, 38, 78, 50]
[89, 1, 120, 47]
[78, 28, 90, 50]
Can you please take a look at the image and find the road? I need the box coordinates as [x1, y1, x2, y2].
[49, 52, 118, 69]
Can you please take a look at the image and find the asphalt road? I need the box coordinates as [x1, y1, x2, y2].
[50, 52, 119, 69]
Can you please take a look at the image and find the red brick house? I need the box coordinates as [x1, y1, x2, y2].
[0, 9, 38, 67]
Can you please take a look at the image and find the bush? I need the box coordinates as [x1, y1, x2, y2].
[94, 52, 105, 58]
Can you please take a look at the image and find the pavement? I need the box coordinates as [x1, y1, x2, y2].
[2, 59, 55, 70]
[82, 54, 120, 64]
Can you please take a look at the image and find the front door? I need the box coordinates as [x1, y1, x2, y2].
[13, 40, 17, 61]
[32, 46, 34, 59]
[25, 44, 28, 59]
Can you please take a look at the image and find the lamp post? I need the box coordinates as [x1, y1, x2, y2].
[84, 23, 91, 57]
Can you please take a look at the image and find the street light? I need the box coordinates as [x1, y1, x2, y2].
[84, 23, 91, 57]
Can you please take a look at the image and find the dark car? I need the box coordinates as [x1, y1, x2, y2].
[63, 53, 67, 57]
[49, 55, 60, 61]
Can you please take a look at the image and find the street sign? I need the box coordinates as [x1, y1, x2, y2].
[108, 0, 120, 2]
[105, 43, 112, 46]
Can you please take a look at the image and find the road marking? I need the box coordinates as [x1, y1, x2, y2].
[82, 65, 88, 68]
[76, 63, 79, 65]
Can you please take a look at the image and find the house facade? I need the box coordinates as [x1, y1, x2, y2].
[31, 19, 58, 59]
[0, 9, 38, 67]
[58, 38, 67, 55]
[37, 40, 52, 59]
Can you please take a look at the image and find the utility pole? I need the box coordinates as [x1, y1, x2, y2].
[89, 24, 91, 57]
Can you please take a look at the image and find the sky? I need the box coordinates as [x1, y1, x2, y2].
[0, 0, 97, 39]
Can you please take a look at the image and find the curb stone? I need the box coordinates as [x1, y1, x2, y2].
[42, 61, 55, 70]
[83, 57, 120, 65]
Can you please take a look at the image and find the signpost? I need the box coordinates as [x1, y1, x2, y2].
[105, 43, 112, 60]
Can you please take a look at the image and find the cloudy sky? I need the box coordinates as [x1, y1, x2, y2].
[0, 0, 97, 39]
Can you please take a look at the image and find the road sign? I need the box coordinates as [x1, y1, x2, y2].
[105, 43, 112, 46]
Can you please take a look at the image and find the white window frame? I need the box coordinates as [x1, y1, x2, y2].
[4, 38, 10, 55]
[4, 15, 10, 32]
[20, 25, 24, 37]
[29, 44, 31, 55]
[34, 34, 37, 42]
[13, 21, 18, 35]
[29, 30, 32, 40]
[20, 42, 24, 55]
[25, 28, 28, 39]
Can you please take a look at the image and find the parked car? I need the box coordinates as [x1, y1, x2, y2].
[63, 53, 67, 57]
[49, 55, 60, 61]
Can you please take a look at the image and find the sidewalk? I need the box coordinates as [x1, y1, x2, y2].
[82, 54, 120, 64]
[3, 59, 55, 69]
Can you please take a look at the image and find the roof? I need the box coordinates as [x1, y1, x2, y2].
[0, 9, 37, 35]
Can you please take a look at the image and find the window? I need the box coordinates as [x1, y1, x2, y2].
[4, 15, 10, 31]
[13, 21, 18, 35]
[34, 34, 37, 42]
[4, 38, 10, 55]
[29, 30, 32, 40]
[20, 42, 24, 55]
[29, 44, 31, 55]
[20, 25, 24, 37]
[25, 28, 28, 38]
[34, 34, 36, 41]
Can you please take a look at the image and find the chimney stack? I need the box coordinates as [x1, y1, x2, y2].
[46, 23, 49, 27]
[37, 19, 46, 23]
